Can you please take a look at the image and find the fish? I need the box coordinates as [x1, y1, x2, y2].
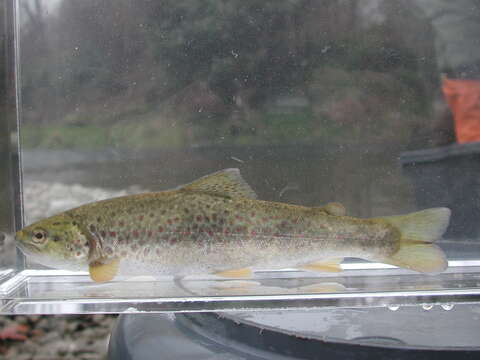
[15, 168, 451, 282]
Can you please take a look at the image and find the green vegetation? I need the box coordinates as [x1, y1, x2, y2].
[17, 0, 438, 150]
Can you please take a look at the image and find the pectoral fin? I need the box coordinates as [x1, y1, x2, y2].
[89, 258, 120, 282]
[214, 268, 253, 278]
[300, 258, 344, 273]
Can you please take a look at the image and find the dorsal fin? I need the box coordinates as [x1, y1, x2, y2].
[179, 168, 257, 199]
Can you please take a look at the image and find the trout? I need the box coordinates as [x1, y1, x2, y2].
[16, 169, 450, 282]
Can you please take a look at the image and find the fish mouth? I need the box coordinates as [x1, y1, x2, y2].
[15, 238, 41, 256]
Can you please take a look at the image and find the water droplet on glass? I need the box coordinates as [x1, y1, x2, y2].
[441, 303, 454, 311]
[387, 305, 400, 311]
[422, 304, 434, 310]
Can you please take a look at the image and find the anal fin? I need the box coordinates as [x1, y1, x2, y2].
[215, 268, 253, 278]
[89, 258, 120, 282]
[300, 258, 344, 273]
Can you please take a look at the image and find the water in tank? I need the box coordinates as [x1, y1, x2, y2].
[1, 0, 480, 314]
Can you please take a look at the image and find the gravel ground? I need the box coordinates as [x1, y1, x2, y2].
[1, 181, 145, 360]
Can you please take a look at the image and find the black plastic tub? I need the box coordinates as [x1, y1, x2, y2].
[108, 305, 480, 359]
[400, 142, 480, 239]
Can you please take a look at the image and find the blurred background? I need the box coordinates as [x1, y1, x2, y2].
[16, 0, 448, 219]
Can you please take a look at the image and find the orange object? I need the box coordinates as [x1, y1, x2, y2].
[442, 77, 480, 143]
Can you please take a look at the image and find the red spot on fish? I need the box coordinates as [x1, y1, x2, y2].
[251, 230, 257, 236]
[133, 230, 139, 238]
[196, 215, 202, 222]
[109, 231, 117, 237]
[207, 230, 213, 237]
[158, 226, 164, 233]
[139, 215, 144, 221]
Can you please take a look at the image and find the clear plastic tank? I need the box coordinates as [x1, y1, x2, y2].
[1, 0, 480, 314]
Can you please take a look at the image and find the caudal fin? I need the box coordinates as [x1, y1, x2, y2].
[378, 208, 450, 273]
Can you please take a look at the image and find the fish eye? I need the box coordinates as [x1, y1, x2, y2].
[32, 229, 48, 244]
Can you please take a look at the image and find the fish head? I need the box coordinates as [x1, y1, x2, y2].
[16, 213, 90, 271]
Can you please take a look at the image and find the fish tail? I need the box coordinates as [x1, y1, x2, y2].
[378, 208, 451, 273]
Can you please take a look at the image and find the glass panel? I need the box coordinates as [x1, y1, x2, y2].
[2, 0, 480, 313]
